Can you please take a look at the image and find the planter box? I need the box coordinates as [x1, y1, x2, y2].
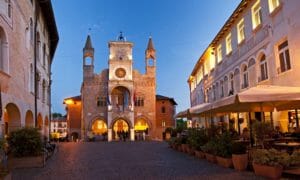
[8, 155, 45, 169]
[232, 154, 248, 171]
[186, 147, 195, 155]
[216, 156, 233, 168]
[195, 150, 205, 159]
[181, 144, 189, 153]
[205, 153, 217, 163]
[252, 162, 283, 179]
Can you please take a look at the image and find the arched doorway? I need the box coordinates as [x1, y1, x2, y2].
[25, 110, 34, 127]
[112, 119, 130, 140]
[134, 118, 149, 140]
[91, 119, 108, 135]
[37, 113, 43, 132]
[4, 103, 21, 135]
[44, 116, 49, 138]
[111, 86, 131, 111]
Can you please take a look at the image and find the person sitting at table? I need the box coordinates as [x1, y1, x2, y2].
[241, 127, 250, 140]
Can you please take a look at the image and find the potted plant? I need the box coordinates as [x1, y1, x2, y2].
[252, 148, 290, 179]
[232, 142, 248, 171]
[252, 121, 273, 148]
[188, 128, 207, 159]
[215, 132, 233, 168]
[201, 138, 217, 163]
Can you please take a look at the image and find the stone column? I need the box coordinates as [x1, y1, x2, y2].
[108, 129, 112, 142]
[130, 128, 135, 141]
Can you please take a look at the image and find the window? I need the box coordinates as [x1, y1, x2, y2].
[161, 106, 166, 113]
[220, 80, 224, 98]
[229, 74, 234, 95]
[29, 63, 34, 92]
[30, 18, 33, 43]
[260, 55, 268, 81]
[237, 19, 245, 44]
[36, 72, 40, 98]
[97, 97, 107, 107]
[242, 65, 249, 88]
[217, 44, 222, 63]
[134, 97, 144, 107]
[268, 0, 280, 13]
[42, 80, 46, 103]
[43, 44, 46, 68]
[0, 27, 8, 73]
[36, 32, 41, 62]
[252, 0, 262, 29]
[226, 33, 232, 54]
[278, 40, 291, 73]
[212, 85, 216, 101]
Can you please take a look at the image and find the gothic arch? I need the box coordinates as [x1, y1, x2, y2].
[135, 115, 152, 129]
[109, 116, 133, 129]
[4, 103, 21, 134]
[88, 116, 107, 130]
[25, 110, 34, 127]
[37, 113, 43, 130]
[0, 26, 9, 73]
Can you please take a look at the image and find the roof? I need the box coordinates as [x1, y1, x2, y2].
[84, 35, 94, 49]
[39, 0, 59, 61]
[189, 0, 249, 79]
[64, 95, 81, 102]
[146, 37, 155, 51]
[156, 95, 177, 105]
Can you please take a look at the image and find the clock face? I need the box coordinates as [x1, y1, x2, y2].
[117, 48, 126, 60]
[115, 68, 126, 78]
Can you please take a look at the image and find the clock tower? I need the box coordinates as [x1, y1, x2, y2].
[107, 32, 135, 141]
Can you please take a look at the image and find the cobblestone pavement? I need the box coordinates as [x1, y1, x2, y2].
[12, 141, 263, 180]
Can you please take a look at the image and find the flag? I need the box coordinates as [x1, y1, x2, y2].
[106, 91, 111, 105]
[0, 85, 2, 120]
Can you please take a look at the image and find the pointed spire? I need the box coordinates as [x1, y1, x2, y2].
[84, 35, 93, 50]
[146, 36, 155, 51]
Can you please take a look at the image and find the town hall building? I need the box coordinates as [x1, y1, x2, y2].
[64, 33, 177, 141]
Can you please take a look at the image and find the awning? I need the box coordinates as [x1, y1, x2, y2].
[175, 103, 212, 118]
[210, 85, 300, 113]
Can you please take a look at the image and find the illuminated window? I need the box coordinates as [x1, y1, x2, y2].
[278, 40, 291, 73]
[260, 55, 268, 81]
[237, 19, 245, 44]
[252, 0, 262, 29]
[268, 0, 280, 13]
[217, 44, 222, 62]
[226, 33, 232, 54]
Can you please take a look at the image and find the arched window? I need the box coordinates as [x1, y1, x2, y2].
[29, 63, 34, 92]
[42, 80, 46, 103]
[161, 106, 166, 113]
[0, 27, 8, 73]
[242, 65, 249, 89]
[36, 32, 41, 62]
[260, 54, 268, 81]
[30, 18, 33, 43]
[229, 73, 234, 95]
[43, 43, 46, 67]
[220, 80, 224, 98]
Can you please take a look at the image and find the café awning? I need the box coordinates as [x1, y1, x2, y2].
[210, 85, 300, 113]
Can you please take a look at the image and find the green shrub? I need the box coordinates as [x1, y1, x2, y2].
[187, 128, 208, 150]
[8, 127, 43, 157]
[252, 148, 290, 167]
[232, 142, 247, 154]
[252, 121, 273, 148]
[201, 138, 218, 155]
[215, 131, 232, 158]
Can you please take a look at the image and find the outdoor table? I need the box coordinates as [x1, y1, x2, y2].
[273, 142, 300, 154]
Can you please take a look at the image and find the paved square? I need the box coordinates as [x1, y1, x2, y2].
[12, 141, 262, 180]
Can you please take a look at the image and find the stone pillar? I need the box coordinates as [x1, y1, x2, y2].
[130, 128, 135, 141]
[108, 129, 112, 142]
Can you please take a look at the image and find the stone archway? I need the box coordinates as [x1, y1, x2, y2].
[37, 113, 43, 132]
[25, 110, 34, 127]
[4, 103, 21, 135]
[91, 119, 108, 135]
[44, 116, 49, 138]
[111, 118, 130, 141]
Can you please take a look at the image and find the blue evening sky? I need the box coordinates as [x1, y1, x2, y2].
[51, 0, 241, 114]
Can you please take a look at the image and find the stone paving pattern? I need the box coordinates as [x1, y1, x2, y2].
[12, 141, 264, 180]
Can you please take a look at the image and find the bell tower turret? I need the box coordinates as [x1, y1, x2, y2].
[83, 35, 94, 78]
[145, 36, 156, 75]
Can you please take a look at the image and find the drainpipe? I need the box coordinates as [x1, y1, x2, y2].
[34, 1, 40, 127]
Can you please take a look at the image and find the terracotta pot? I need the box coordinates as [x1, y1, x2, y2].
[176, 145, 182, 152]
[181, 144, 188, 153]
[187, 147, 195, 155]
[205, 153, 217, 163]
[195, 150, 205, 159]
[216, 156, 233, 168]
[232, 154, 248, 171]
[252, 162, 283, 179]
